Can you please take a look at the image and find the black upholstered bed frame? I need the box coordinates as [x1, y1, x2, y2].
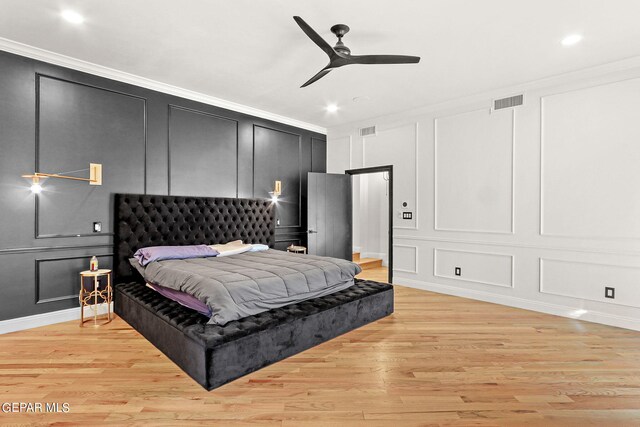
[113, 193, 394, 390]
[114, 194, 276, 282]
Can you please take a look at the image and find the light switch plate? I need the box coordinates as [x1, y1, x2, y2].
[605, 286, 615, 299]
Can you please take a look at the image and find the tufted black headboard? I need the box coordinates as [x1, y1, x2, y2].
[114, 193, 275, 282]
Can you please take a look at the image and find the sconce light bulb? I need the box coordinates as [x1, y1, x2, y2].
[30, 183, 43, 194]
[271, 194, 278, 203]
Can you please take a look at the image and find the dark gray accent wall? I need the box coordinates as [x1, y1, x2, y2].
[36, 254, 113, 304]
[168, 105, 238, 197]
[0, 50, 325, 321]
[311, 137, 327, 173]
[253, 125, 302, 228]
[37, 75, 147, 237]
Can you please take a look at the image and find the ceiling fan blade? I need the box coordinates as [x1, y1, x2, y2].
[293, 16, 335, 58]
[301, 68, 332, 88]
[349, 55, 421, 65]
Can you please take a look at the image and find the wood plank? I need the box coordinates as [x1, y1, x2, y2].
[0, 267, 639, 425]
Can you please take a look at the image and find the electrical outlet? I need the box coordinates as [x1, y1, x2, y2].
[93, 222, 102, 233]
[455, 267, 461, 276]
[276, 218, 280, 226]
[605, 286, 615, 299]
[402, 212, 413, 220]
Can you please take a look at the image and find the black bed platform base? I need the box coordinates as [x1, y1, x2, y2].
[115, 279, 394, 390]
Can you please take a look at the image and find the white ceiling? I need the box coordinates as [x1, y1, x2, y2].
[2, 0, 640, 130]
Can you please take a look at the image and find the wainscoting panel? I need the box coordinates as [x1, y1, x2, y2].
[435, 108, 514, 234]
[0, 252, 41, 321]
[0, 246, 111, 321]
[168, 105, 238, 197]
[393, 244, 418, 274]
[541, 78, 640, 239]
[36, 74, 147, 238]
[363, 123, 418, 229]
[434, 248, 514, 288]
[540, 258, 640, 308]
[36, 254, 112, 304]
[253, 125, 302, 228]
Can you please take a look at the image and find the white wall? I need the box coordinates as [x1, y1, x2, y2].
[327, 59, 640, 331]
[353, 172, 389, 265]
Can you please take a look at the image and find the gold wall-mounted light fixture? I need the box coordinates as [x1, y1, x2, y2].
[269, 180, 282, 202]
[23, 163, 102, 193]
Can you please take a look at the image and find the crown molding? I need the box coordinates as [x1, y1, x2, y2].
[0, 37, 326, 134]
[329, 54, 640, 133]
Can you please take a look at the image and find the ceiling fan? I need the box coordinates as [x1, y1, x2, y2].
[293, 16, 421, 88]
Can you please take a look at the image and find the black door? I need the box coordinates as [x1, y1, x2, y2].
[307, 172, 352, 260]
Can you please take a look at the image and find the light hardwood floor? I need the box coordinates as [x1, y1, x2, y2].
[2, 267, 640, 426]
[356, 266, 389, 282]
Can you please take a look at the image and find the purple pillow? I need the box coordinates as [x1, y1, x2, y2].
[133, 245, 219, 266]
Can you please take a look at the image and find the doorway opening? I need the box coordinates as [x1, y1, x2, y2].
[346, 166, 393, 284]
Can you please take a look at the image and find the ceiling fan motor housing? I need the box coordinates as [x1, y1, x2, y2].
[331, 24, 351, 55]
[330, 24, 350, 38]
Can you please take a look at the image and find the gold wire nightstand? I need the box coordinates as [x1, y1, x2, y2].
[79, 269, 112, 327]
[286, 245, 307, 254]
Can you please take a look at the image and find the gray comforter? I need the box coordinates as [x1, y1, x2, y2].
[131, 249, 362, 325]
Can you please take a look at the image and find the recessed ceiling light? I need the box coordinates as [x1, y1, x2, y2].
[326, 104, 338, 113]
[561, 34, 582, 46]
[61, 10, 84, 24]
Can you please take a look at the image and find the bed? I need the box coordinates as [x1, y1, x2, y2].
[113, 193, 394, 390]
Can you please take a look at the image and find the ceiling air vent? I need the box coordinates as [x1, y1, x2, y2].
[359, 125, 377, 137]
[493, 94, 524, 110]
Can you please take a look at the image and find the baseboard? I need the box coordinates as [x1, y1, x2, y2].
[396, 278, 640, 332]
[0, 303, 113, 335]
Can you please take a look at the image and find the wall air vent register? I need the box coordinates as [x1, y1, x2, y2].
[359, 125, 377, 137]
[493, 94, 524, 110]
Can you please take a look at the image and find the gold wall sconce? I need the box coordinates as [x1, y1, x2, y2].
[23, 163, 102, 193]
[269, 180, 282, 202]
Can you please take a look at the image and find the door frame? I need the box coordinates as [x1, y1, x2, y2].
[346, 165, 393, 284]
